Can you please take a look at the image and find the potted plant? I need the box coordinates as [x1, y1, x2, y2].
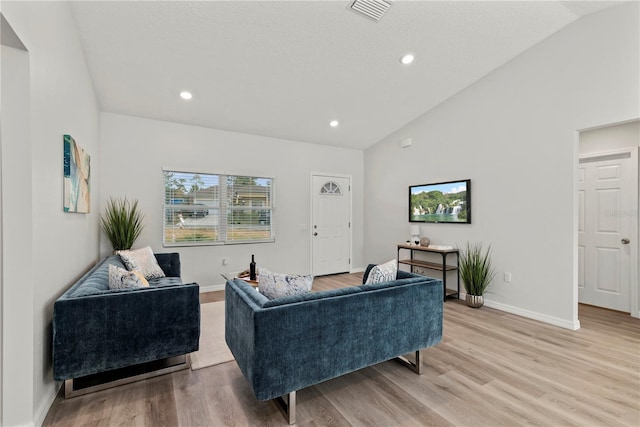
[100, 197, 144, 251]
[458, 242, 495, 308]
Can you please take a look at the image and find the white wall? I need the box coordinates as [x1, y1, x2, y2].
[364, 2, 639, 329]
[100, 113, 364, 288]
[1, 2, 101, 426]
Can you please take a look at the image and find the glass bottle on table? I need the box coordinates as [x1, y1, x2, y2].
[250, 255, 256, 280]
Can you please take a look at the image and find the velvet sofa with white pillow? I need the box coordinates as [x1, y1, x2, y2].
[225, 264, 443, 424]
[52, 252, 200, 397]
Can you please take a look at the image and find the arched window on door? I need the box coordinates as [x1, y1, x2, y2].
[320, 181, 342, 195]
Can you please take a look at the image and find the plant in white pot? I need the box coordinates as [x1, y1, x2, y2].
[459, 242, 495, 308]
[100, 197, 144, 251]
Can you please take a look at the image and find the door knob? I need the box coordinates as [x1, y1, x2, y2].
[621, 238, 630, 244]
[313, 232, 318, 236]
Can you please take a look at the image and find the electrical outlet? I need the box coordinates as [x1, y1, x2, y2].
[222, 258, 228, 266]
[504, 272, 512, 283]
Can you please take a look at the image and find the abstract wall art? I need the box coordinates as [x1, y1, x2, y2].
[63, 134, 91, 213]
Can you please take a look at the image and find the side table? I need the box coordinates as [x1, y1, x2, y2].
[397, 244, 460, 301]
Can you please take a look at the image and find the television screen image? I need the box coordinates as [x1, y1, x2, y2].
[409, 179, 471, 223]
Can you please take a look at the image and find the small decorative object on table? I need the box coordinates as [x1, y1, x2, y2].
[419, 237, 431, 247]
[410, 225, 420, 245]
[250, 254, 257, 280]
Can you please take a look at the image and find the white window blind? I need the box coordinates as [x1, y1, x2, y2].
[163, 170, 274, 246]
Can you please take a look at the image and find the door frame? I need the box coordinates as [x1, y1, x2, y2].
[578, 147, 638, 315]
[309, 173, 353, 276]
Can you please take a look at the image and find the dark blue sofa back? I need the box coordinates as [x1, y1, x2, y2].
[225, 269, 443, 401]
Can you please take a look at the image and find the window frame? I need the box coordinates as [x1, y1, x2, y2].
[163, 169, 275, 247]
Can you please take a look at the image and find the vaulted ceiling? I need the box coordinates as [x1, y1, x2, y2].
[69, 1, 621, 150]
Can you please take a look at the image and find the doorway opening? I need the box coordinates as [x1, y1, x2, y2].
[577, 120, 639, 319]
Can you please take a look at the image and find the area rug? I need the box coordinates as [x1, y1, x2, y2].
[191, 301, 235, 370]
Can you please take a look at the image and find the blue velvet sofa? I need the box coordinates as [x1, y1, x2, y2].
[53, 253, 200, 397]
[225, 265, 443, 423]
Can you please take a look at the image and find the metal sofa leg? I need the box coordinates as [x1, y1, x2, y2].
[395, 350, 422, 374]
[275, 391, 296, 425]
[63, 354, 191, 398]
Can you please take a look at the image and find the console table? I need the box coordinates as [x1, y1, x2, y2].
[397, 244, 460, 301]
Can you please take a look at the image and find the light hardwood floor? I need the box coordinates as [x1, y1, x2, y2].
[44, 273, 640, 426]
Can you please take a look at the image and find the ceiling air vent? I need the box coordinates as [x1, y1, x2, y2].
[350, 0, 392, 22]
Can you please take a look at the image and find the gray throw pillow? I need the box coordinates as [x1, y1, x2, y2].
[117, 246, 165, 279]
[108, 264, 149, 290]
[258, 267, 313, 300]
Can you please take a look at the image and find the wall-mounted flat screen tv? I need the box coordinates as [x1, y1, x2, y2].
[409, 179, 471, 223]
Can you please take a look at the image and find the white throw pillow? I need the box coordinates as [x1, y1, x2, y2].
[108, 264, 149, 290]
[116, 246, 165, 279]
[258, 267, 313, 300]
[365, 259, 397, 284]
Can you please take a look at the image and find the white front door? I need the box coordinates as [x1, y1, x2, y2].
[578, 151, 636, 312]
[311, 175, 351, 276]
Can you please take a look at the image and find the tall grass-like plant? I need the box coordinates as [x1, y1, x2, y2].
[459, 242, 495, 296]
[100, 198, 144, 251]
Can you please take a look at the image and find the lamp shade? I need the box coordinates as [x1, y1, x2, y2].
[410, 225, 420, 236]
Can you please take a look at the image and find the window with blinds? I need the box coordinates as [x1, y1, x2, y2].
[163, 170, 274, 246]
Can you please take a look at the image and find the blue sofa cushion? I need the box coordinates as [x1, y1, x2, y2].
[64, 256, 126, 298]
[62, 256, 185, 298]
[148, 276, 183, 286]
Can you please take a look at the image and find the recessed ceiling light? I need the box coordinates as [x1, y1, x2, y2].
[400, 53, 415, 65]
[329, 120, 339, 127]
[180, 91, 193, 100]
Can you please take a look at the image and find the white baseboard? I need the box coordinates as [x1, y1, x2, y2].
[34, 382, 61, 427]
[199, 283, 225, 293]
[483, 298, 581, 331]
[350, 267, 365, 274]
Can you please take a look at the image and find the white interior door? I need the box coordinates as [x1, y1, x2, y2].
[311, 175, 351, 276]
[578, 151, 636, 312]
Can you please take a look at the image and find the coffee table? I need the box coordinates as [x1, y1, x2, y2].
[236, 276, 258, 287]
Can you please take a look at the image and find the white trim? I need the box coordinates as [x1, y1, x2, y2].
[579, 147, 636, 161]
[162, 166, 275, 180]
[454, 288, 581, 330]
[577, 118, 640, 134]
[34, 383, 61, 427]
[310, 173, 353, 276]
[350, 267, 365, 274]
[628, 148, 639, 319]
[483, 299, 581, 331]
[7, 422, 34, 427]
[572, 131, 581, 329]
[199, 283, 225, 293]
